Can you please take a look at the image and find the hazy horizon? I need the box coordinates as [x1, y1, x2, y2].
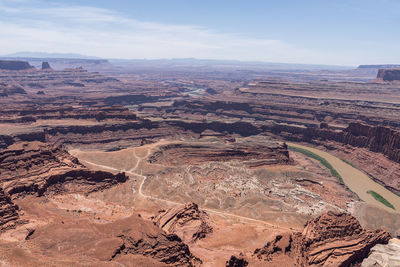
[0, 0, 399, 66]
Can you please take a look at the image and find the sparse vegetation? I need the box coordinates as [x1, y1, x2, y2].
[288, 145, 344, 183]
[341, 159, 358, 169]
[367, 190, 395, 210]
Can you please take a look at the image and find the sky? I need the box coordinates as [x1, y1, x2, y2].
[0, 0, 399, 66]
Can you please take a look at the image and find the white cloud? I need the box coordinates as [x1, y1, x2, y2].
[0, 0, 357, 65]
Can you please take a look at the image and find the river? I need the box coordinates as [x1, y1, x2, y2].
[287, 142, 400, 212]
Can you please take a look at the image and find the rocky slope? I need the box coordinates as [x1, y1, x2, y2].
[153, 203, 213, 243]
[0, 141, 127, 232]
[0, 141, 127, 198]
[0, 188, 23, 232]
[362, 239, 400, 266]
[28, 214, 201, 266]
[253, 211, 391, 266]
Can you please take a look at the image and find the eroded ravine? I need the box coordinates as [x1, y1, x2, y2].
[287, 142, 400, 212]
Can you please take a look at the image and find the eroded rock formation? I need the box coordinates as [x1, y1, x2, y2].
[253, 211, 391, 266]
[29, 214, 201, 266]
[361, 239, 400, 266]
[342, 122, 400, 163]
[225, 255, 249, 267]
[377, 68, 400, 81]
[0, 188, 23, 232]
[148, 139, 290, 167]
[0, 141, 127, 230]
[0, 141, 127, 198]
[0, 60, 33, 70]
[153, 203, 213, 243]
[41, 62, 51, 70]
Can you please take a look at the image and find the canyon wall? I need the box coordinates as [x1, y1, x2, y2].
[268, 122, 400, 164]
[342, 123, 400, 163]
[377, 69, 400, 81]
[0, 60, 33, 70]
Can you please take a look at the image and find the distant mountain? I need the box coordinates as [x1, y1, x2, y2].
[4, 52, 101, 59]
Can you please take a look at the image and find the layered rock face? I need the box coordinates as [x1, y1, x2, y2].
[0, 105, 137, 124]
[342, 122, 400, 163]
[0, 188, 22, 231]
[0, 60, 33, 70]
[270, 122, 400, 165]
[153, 203, 213, 243]
[0, 141, 127, 198]
[253, 211, 391, 266]
[148, 139, 290, 167]
[377, 68, 400, 81]
[0, 141, 127, 231]
[29, 214, 201, 266]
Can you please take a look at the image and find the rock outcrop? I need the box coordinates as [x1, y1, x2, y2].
[361, 239, 400, 267]
[340, 122, 400, 163]
[148, 139, 290, 167]
[0, 141, 128, 230]
[269, 122, 400, 165]
[29, 214, 201, 266]
[0, 188, 23, 231]
[0, 60, 33, 70]
[253, 211, 391, 266]
[377, 68, 400, 81]
[226, 255, 249, 267]
[41, 61, 51, 70]
[0, 141, 128, 198]
[153, 203, 213, 243]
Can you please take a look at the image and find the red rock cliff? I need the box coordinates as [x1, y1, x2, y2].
[343, 122, 400, 163]
[253, 211, 391, 266]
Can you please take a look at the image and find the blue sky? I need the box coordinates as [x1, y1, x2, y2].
[0, 0, 399, 65]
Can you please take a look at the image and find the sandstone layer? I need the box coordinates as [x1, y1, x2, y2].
[0, 141, 127, 198]
[253, 211, 391, 266]
[153, 202, 213, 243]
[148, 139, 290, 167]
[28, 214, 201, 266]
[0, 188, 22, 232]
[0, 141, 128, 232]
[362, 239, 400, 267]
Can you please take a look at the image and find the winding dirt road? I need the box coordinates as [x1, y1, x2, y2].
[76, 147, 293, 231]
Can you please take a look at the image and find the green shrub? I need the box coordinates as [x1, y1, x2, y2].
[341, 159, 358, 169]
[367, 190, 395, 210]
[288, 145, 344, 183]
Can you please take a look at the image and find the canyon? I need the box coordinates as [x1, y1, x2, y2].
[0, 59, 399, 266]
